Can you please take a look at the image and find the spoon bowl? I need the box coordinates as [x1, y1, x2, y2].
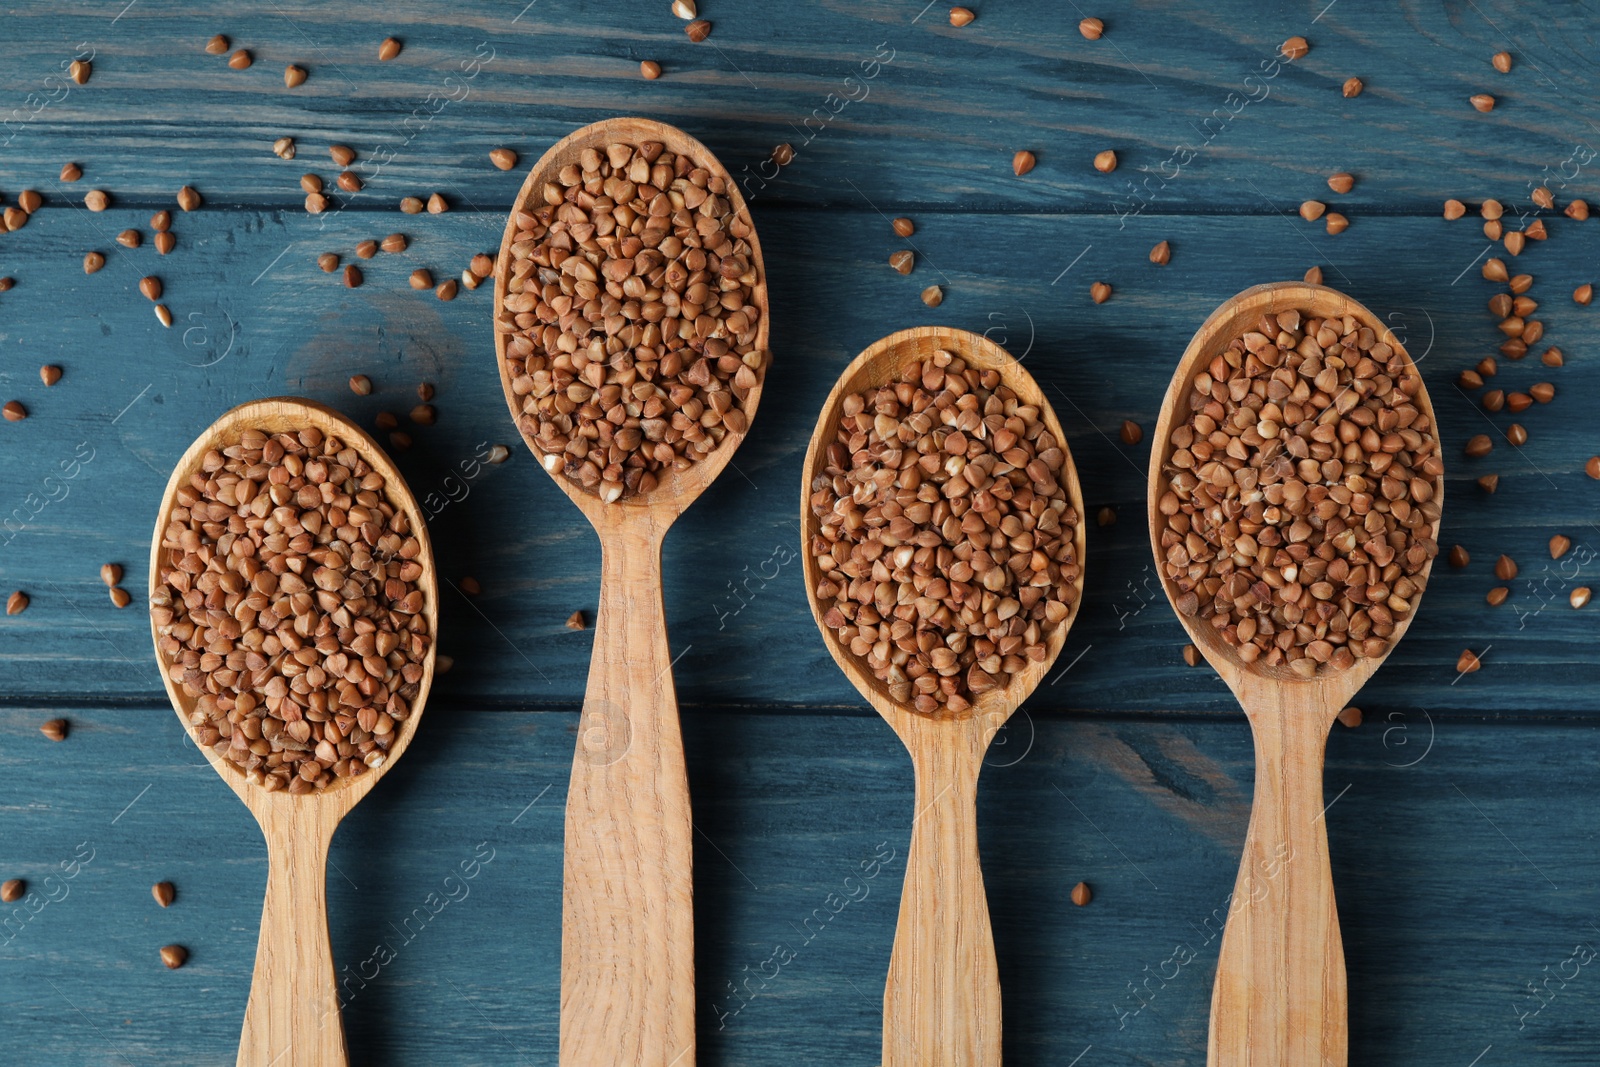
[494, 116, 769, 533]
[801, 326, 1086, 1067]
[1147, 282, 1442, 1066]
[494, 117, 768, 1067]
[149, 397, 437, 1067]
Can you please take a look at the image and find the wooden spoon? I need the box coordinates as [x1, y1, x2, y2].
[1146, 282, 1442, 1066]
[148, 397, 437, 1067]
[493, 118, 768, 1067]
[800, 326, 1087, 1067]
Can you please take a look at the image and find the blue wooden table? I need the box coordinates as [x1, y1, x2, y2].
[2, 1, 1598, 1063]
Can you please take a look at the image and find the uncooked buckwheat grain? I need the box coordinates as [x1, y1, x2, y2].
[499, 139, 766, 502]
[1155, 308, 1442, 677]
[807, 349, 1082, 715]
[150, 426, 431, 793]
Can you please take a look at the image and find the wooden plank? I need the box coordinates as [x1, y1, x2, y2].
[1, 705, 1597, 1064]
[0, 206, 1594, 713]
[0, 2, 1594, 1065]
[0, 1, 1593, 215]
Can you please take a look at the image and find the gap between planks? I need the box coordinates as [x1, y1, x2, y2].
[1, 696, 1597, 725]
[6, 203, 1492, 219]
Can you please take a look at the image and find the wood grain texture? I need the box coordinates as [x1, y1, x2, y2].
[240, 803, 345, 1067]
[4, 705, 1600, 1066]
[0, 1, 1592, 213]
[0, 207, 1592, 716]
[801, 327, 1087, 1066]
[1148, 284, 1443, 1065]
[1206, 703, 1345, 1067]
[887, 718, 1002, 1067]
[558, 527, 695, 1067]
[0, 1, 1596, 1063]
[489, 117, 770, 1067]
[148, 398, 438, 1066]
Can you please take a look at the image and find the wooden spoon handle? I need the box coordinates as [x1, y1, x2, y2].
[883, 742, 1000, 1067]
[1209, 709, 1346, 1067]
[238, 812, 345, 1067]
[561, 530, 695, 1067]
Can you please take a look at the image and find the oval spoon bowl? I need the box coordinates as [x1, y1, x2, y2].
[150, 396, 438, 808]
[801, 325, 1087, 731]
[1148, 280, 1443, 698]
[149, 396, 437, 1067]
[493, 115, 770, 532]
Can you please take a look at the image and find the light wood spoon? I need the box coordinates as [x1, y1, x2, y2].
[800, 326, 1087, 1067]
[148, 397, 437, 1067]
[1147, 282, 1442, 1067]
[493, 118, 768, 1067]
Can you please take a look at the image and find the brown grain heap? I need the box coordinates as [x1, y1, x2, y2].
[150, 426, 431, 793]
[1156, 309, 1441, 677]
[499, 139, 765, 502]
[808, 350, 1082, 715]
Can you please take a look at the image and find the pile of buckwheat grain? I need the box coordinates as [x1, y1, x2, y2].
[808, 349, 1081, 715]
[1156, 308, 1442, 677]
[151, 426, 431, 793]
[497, 139, 765, 502]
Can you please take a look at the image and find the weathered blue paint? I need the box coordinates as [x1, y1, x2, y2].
[0, 0, 1596, 1062]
